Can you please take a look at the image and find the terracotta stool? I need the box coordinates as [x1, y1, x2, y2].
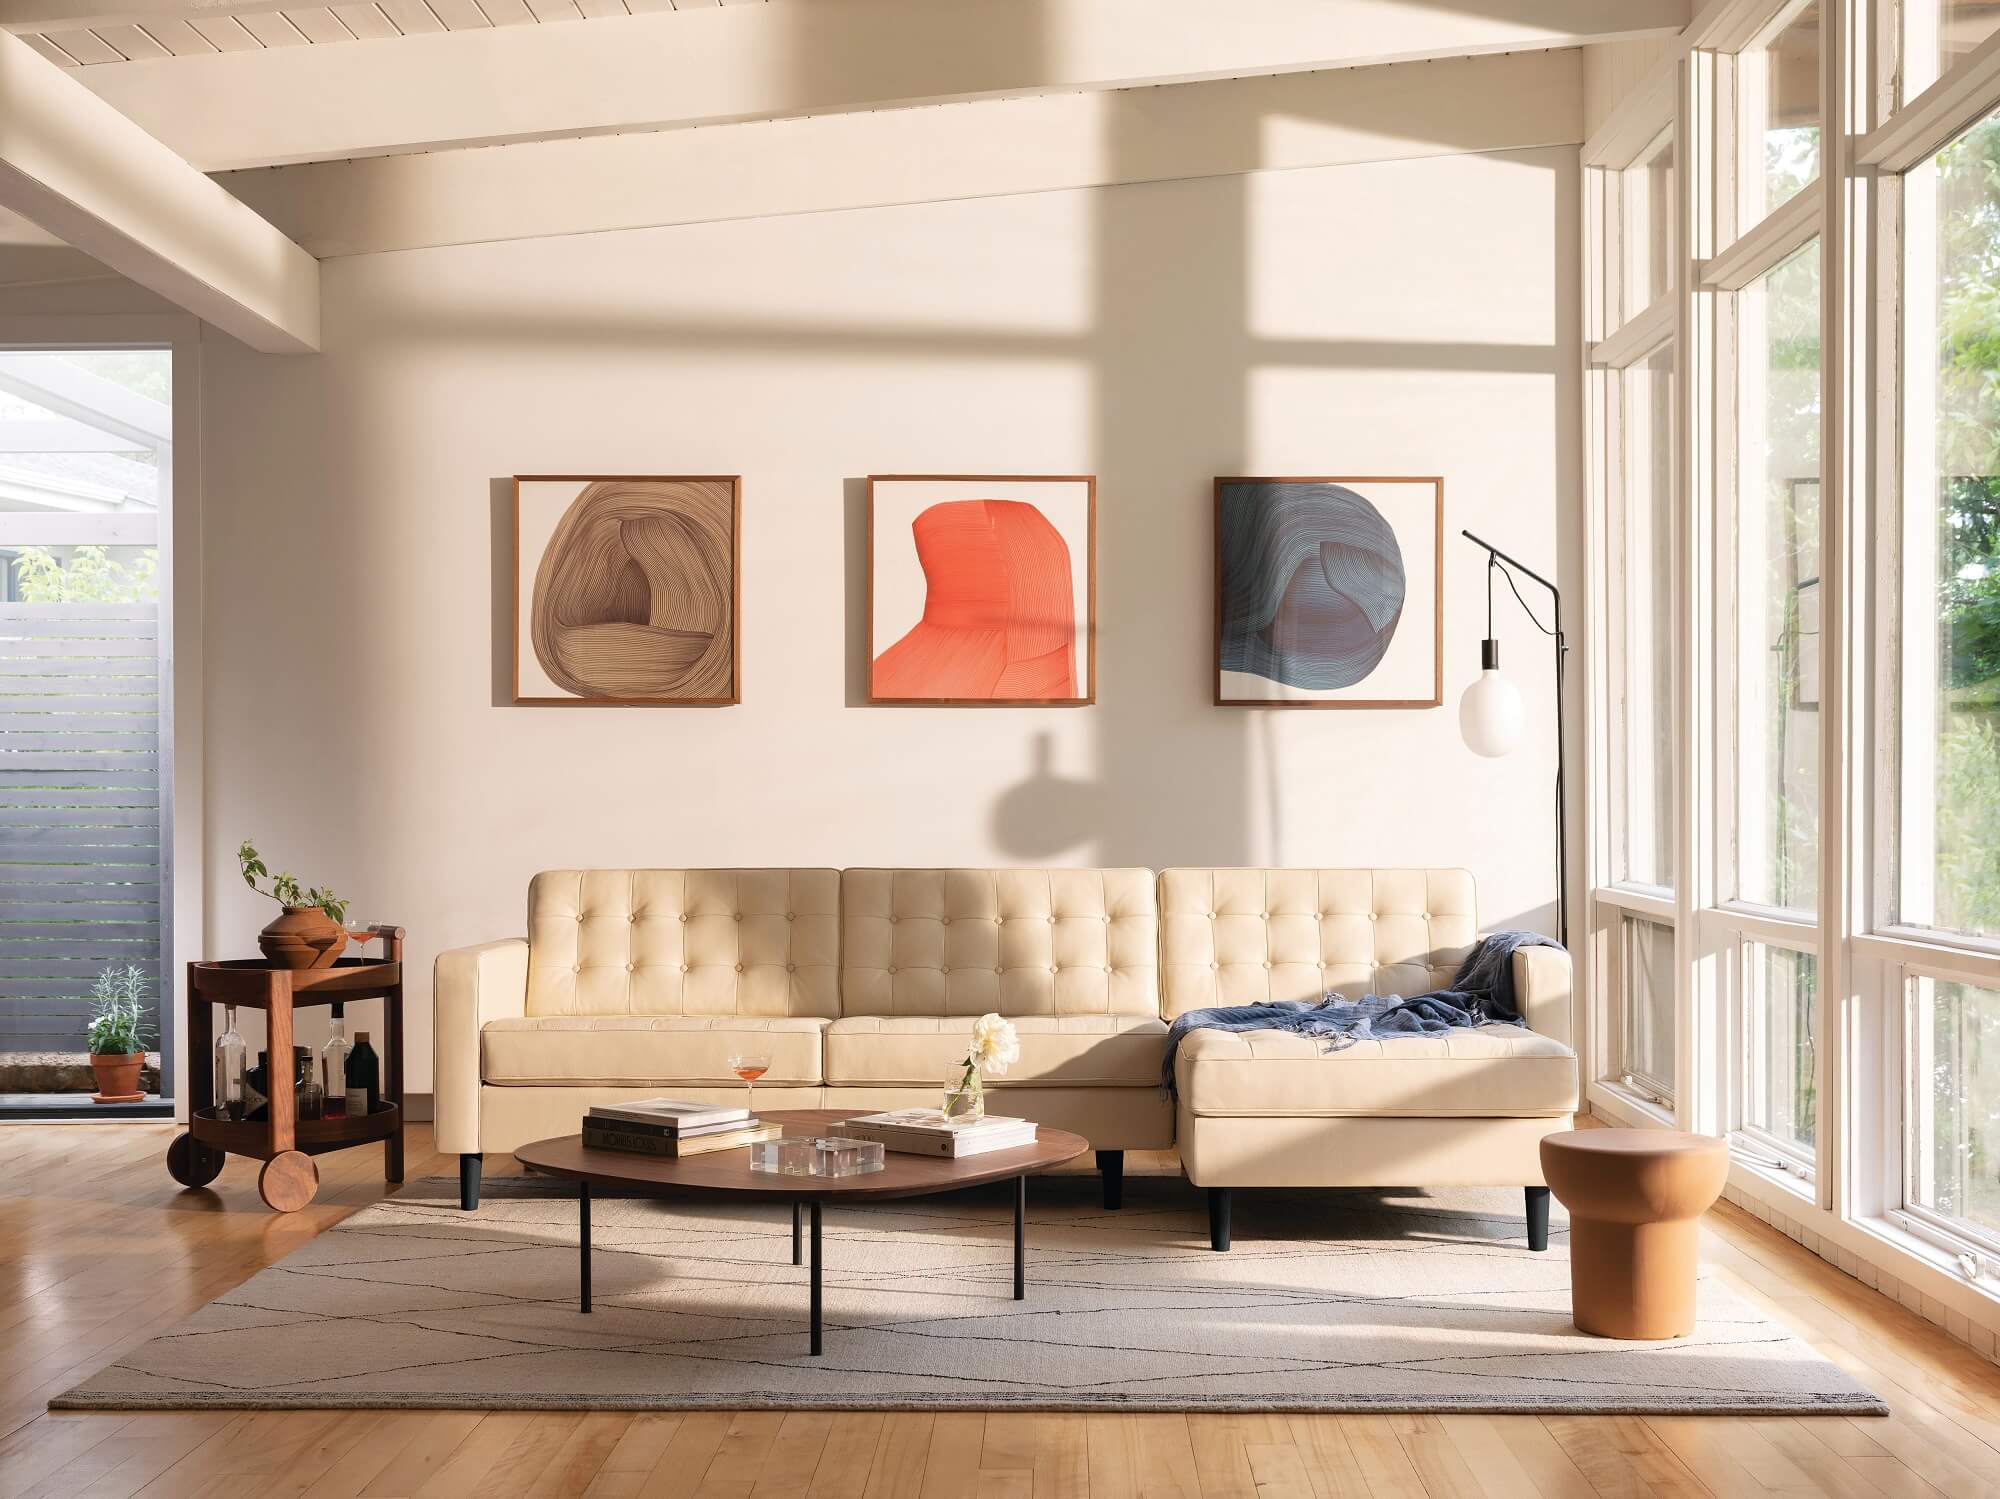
[1539, 1129, 1729, 1340]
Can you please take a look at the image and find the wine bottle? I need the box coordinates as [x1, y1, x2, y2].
[244, 1050, 270, 1122]
[346, 1030, 380, 1117]
[321, 1003, 351, 1120]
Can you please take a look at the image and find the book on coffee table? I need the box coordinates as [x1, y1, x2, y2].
[842, 1109, 1039, 1158]
[587, 1098, 752, 1132]
[581, 1118, 782, 1158]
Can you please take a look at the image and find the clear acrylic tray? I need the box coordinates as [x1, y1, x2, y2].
[749, 1135, 886, 1177]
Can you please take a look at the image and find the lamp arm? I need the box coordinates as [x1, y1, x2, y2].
[1459, 529, 1569, 952]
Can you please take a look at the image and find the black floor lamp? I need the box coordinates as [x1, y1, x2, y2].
[1456, 530, 1569, 949]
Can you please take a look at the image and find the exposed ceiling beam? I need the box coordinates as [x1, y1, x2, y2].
[224, 50, 1583, 259]
[1, 0, 307, 27]
[71, 0, 1689, 170]
[0, 30, 318, 352]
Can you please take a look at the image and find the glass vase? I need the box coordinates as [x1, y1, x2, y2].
[942, 1063, 985, 1123]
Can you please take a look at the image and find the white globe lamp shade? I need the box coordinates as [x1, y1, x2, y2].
[1460, 651, 1523, 758]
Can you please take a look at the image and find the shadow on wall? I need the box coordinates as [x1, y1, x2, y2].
[389, 0, 1583, 900]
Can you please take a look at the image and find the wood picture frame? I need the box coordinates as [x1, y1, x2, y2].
[1213, 475, 1443, 709]
[867, 474, 1096, 706]
[512, 474, 742, 706]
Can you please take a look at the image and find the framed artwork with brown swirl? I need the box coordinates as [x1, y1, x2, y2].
[513, 475, 741, 706]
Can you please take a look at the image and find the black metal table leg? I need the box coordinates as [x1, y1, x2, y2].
[793, 1200, 803, 1266]
[809, 1202, 823, 1356]
[1013, 1173, 1026, 1300]
[579, 1181, 592, 1313]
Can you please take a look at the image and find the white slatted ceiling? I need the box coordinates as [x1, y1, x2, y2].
[89, 23, 170, 59]
[25, 0, 757, 65]
[186, 16, 261, 50]
[283, 8, 353, 42]
[144, 17, 221, 54]
[234, 9, 310, 46]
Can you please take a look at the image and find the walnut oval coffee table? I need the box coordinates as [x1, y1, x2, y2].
[515, 1109, 1089, 1356]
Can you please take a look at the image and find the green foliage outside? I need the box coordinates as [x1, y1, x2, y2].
[1924, 110, 2000, 1239]
[10, 546, 159, 604]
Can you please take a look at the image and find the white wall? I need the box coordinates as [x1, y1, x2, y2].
[7, 140, 1584, 1093]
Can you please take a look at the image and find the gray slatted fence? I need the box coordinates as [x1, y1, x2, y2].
[0, 604, 162, 1052]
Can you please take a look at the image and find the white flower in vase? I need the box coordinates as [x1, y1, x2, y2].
[945, 1013, 1018, 1121]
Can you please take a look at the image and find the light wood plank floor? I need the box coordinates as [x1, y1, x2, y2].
[5, 1121, 2000, 1498]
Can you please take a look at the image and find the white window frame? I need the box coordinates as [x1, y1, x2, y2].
[1855, 17, 2000, 1273]
[1586, 97, 1684, 1123]
[1727, 927, 1822, 1186]
[1585, 0, 2000, 1344]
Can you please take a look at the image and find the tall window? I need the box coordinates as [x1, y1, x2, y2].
[1905, 3, 2000, 100]
[1624, 131, 1677, 322]
[1734, 240, 1822, 912]
[1740, 1, 1823, 229]
[1617, 344, 1676, 888]
[1591, 109, 1680, 1114]
[1743, 942, 1819, 1168]
[1906, 975, 2000, 1251]
[1619, 915, 1677, 1102]
[1897, 104, 2000, 940]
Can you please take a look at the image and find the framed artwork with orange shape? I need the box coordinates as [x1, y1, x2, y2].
[867, 475, 1096, 706]
[513, 475, 741, 706]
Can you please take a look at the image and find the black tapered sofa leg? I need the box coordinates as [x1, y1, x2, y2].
[460, 1153, 483, 1212]
[1525, 1185, 1550, 1252]
[1208, 1187, 1232, 1251]
[1097, 1150, 1125, 1210]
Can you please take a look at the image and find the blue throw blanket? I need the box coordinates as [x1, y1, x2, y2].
[1162, 928, 1562, 1095]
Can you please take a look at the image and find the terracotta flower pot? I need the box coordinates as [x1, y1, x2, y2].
[88, 1051, 144, 1103]
[258, 905, 350, 969]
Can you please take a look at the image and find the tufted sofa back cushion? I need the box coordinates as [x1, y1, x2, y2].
[841, 868, 1160, 1017]
[526, 870, 841, 1018]
[1158, 868, 1478, 1019]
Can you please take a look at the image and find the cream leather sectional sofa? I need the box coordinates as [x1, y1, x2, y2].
[436, 867, 1577, 1249]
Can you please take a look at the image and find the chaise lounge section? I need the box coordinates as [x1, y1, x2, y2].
[434, 865, 1576, 1238]
[1161, 868, 1577, 1249]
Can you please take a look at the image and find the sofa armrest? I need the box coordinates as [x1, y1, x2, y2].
[433, 938, 528, 1155]
[1513, 944, 1573, 1049]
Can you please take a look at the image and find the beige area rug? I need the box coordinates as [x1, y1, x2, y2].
[54, 1176, 1885, 1414]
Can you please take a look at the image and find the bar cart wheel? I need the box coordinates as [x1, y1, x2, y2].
[166, 1132, 225, 1188]
[259, 1150, 319, 1212]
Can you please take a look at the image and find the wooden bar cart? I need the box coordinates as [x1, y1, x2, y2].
[168, 927, 406, 1212]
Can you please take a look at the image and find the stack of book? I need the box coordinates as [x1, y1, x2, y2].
[581, 1099, 783, 1158]
[842, 1108, 1038, 1158]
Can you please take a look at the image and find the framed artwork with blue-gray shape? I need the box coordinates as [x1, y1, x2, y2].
[1214, 476, 1442, 707]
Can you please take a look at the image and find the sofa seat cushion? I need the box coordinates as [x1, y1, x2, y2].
[481, 1015, 826, 1087]
[825, 1014, 1166, 1088]
[1174, 1023, 1577, 1118]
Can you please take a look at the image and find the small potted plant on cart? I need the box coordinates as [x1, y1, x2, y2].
[238, 839, 353, 969]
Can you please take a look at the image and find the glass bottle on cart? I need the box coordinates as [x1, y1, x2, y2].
[321, 1002, 352, 1120]
[213, 1005, 247, 1121]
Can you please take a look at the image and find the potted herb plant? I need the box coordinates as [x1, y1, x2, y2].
[85, 964, 154, 1102]
[239, 839, 353, 969]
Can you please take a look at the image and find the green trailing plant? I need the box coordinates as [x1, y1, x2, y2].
[238, 839, 349, 925]
[85, 965, 154, 1056]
